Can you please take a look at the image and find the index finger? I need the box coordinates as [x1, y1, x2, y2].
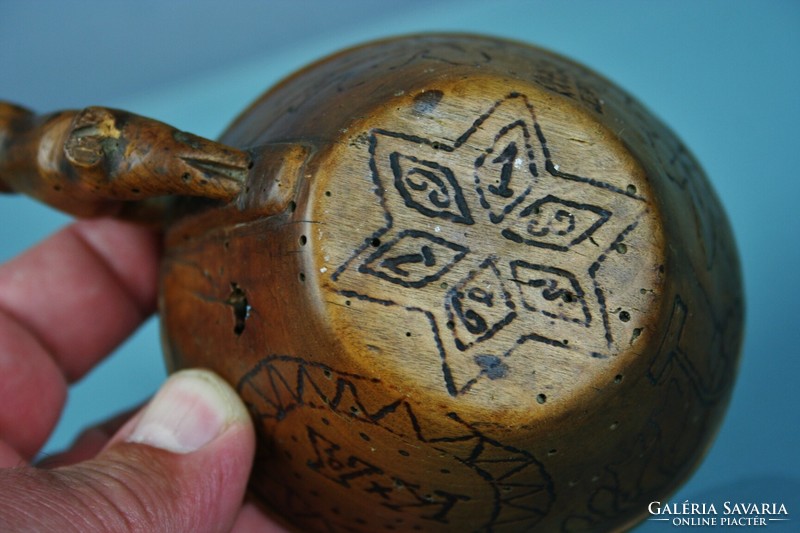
[0, 218, 161, 382]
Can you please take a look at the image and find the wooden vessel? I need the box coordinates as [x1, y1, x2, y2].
[0, 34, 743, 532]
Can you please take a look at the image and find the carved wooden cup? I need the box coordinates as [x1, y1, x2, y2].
[0, 35, 743, 532]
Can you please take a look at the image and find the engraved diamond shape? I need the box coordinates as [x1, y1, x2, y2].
[474, 121, 538, 223]
[359, 230, 468, 288]
[510, 260, 591, 326]
[391, 153, 473, 224]
[445, 258, 516, 351]
[501, 194, 610, 251]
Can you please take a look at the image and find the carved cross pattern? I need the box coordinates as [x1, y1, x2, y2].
[333, 93, 647, 396]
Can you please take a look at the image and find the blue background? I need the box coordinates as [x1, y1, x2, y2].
[1, 1, 798, 530]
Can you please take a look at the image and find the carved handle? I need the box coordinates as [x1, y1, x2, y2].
[0, 102, 251, 223]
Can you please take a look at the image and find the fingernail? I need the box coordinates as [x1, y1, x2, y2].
[127, 369, 248, 454]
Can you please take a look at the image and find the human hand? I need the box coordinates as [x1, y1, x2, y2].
[0, 218, 286, 532]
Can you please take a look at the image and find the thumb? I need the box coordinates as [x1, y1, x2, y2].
[0, 369, 256, 533]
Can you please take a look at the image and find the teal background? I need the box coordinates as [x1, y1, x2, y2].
[1, 1, 798, 530]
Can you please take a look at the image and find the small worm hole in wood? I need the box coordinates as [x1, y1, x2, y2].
[537, 393, 547, 404]
[226, 283, 249, 336]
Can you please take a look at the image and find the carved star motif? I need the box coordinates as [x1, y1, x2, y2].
[332, 93, 648, 396]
